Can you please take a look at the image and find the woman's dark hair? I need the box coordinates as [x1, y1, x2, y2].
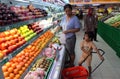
[64, 4, 72, 11]
[84, 32, 94, 41]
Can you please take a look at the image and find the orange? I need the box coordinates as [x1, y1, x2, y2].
[8, 67, 13, 73]
[12, 58, 18, 63]
[11, 64, 16, 69]
[5, 62, 11, 67]
[5, 77, 11, 79]
[16, 65, 22, 70]
[19, 70, 23, 75]
[3, 72, 9, 77]
[25, 63, 29, 68]
[15, 74, 20, 79]
[13, 69, 18, 75]
[2, 65, 8, 72]
[22, 67, 26, 72]
[9, 73, 14, 79]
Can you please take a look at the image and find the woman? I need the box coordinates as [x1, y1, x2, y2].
[79, 32, 104, 76]
[55, 4, 81, 66]
[84, 8, 98, 41]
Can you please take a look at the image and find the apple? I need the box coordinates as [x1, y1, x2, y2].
[5, 36, 11, 41]
[8, 45, 16, 53]
[0, 33, 6, 37]
[13, 34, 19, 39]
[18, 41, 23, 46]
[14, 39, 19, 43]
[2, 49, 8, 56]
[0, 38, 6, 43]
[9, 36, 13, 40]
[10, 29, 16, 34]
[4, 31, 10, 37]
[0, 43, 8, 50]
[16, 43, 20, 47]
[10, 40, 16, 45]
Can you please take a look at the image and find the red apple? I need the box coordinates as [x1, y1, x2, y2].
[17, 41, 23, 47]
[16, 43, 20, 47]
[0, 38, 6, 43]
[5, 36, 11, 41]
[21, 40, 26, 44]
[0, 43, 8, 50]
[9, 36, 13, 40]
[18, 37, 23, 41]
[14, 39, 19, 43]
[13, 34, 19, 39]
[10, 40, 16, 45]
[8, 45, 17, 53]
[2, 49, 9, 56]
[4, 31, 10, 37]
[0, 33, 6, 37]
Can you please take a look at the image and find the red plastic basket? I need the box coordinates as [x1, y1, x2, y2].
[62, 66, 89, 79]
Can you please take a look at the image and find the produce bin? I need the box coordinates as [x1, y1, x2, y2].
[98, 21, 120, 57]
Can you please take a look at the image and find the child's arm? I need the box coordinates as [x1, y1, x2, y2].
[91, 42, 104, 60]
[80, 41, 89, 54]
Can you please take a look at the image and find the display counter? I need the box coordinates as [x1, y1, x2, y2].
[48, 45, 65, 79]
[98, 21, 120, 57]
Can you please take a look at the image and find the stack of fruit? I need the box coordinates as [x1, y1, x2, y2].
[0, 28, 26, 59]
[10, 5, 47, 21]
[18, 25, 36, 41]
[24, 57, 53, 79]
[0, 3, 20, 26]
[28, 23, 43, 34]
[104, 14, 120, 28]
[2, 30, 54, 79]
[0, 3, 47, 26]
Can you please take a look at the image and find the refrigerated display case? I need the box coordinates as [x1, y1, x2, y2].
[0, 0, 64, 79]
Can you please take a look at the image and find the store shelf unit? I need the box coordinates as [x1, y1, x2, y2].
[0, 16, 51, 32]
[0, 16, 63, 79]
[98, 21, 120, 57]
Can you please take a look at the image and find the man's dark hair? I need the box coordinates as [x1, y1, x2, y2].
[64, 4, 72, 11]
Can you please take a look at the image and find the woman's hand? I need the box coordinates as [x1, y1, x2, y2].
[63, 30, 69, 34]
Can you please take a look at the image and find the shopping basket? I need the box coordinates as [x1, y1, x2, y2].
[62, 49, 105, 79]
[62, 66, 88, 79]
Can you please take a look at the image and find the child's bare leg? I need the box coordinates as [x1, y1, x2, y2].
[78, 56, 85, 66]
[86, 55, 92, 76]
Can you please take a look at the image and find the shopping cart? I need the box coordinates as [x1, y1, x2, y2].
[62, 49, 105, 79]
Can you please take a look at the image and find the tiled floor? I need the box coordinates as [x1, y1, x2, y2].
[74, 30, 120, 79]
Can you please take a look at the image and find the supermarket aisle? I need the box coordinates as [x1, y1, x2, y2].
[74, 30, 120, 79]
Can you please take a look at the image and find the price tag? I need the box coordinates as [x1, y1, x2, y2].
[29, 20, 34, 24]
[5, 26, 10, 30]
[8, 54, 12, 60]
[1, 58, 8, 65]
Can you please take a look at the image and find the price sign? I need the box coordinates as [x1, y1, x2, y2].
[29, 20, 34, 24]
[5, 26, 10, 30]
[8, 54, 12, 60]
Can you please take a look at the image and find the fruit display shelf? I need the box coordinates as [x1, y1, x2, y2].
[20, 34, 55, 79]
[0, 25, 53, 66]
[0, 16, 51, 32]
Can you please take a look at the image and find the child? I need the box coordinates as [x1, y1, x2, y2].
[78, 32, 104, 76]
